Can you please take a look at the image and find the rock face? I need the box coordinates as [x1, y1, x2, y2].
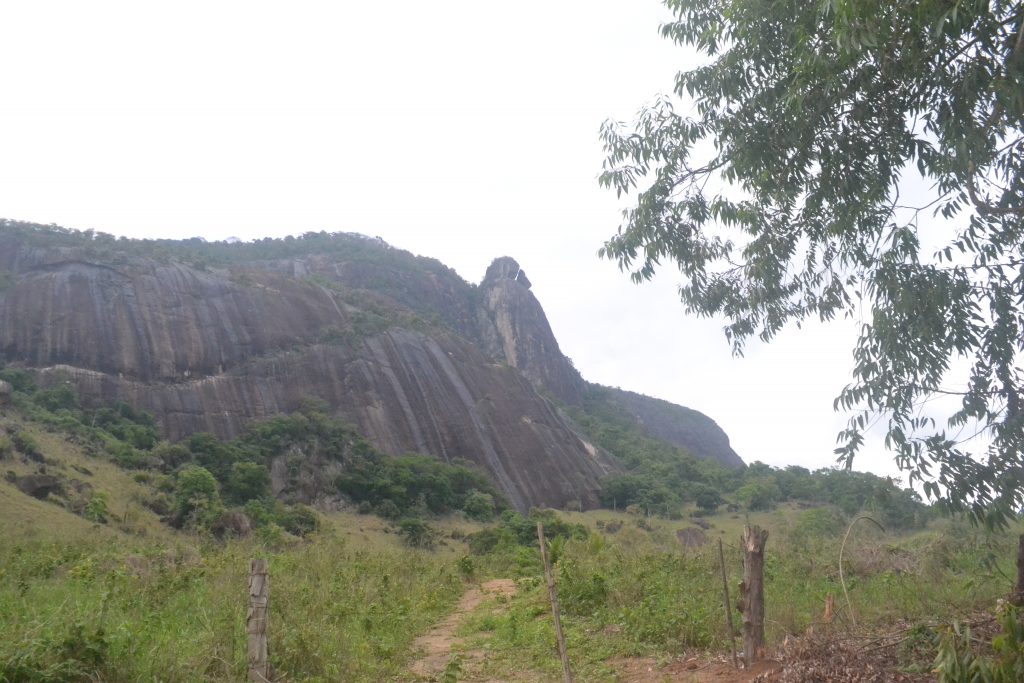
[599, 388, 744, 469]
[0, 223, 742, 509]
[15, 473, 63, 499]
[476, 257, 584, 406]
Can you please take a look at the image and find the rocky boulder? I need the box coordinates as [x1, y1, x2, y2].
[15, 473, 64, 499]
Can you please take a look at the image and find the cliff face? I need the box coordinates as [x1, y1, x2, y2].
[476, 257, 584, 406]
[598, 388, 744, 469]
[0, 224, 742, 510]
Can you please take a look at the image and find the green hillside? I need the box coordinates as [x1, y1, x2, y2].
[2, 379, 1022, 680]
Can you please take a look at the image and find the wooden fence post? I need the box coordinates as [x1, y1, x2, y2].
[1012, 534, 1024, 606]
[717, 539, 739, 669]
[247, 558, 270, 682]
[537, 522, 573, 683]
[739, 525, 768, 668]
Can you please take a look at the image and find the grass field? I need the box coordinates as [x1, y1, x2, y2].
[1, 415, 1020, 681]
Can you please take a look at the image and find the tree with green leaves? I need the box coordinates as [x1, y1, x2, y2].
[173, 465, 223, 529]
[600, 0, 1024, 525]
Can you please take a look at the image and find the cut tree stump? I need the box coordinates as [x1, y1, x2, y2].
[739, 525, 768, 668]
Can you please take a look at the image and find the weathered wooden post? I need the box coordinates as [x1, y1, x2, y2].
[537, 522, 573, 683]
[1012, 534, 1024, 606]
[717, 538, 739, 669]
[247, 558, 270, 682]
[738, 525, 768, 668]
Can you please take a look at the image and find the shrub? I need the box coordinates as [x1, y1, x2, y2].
[173, 465, 223, 529]
[735, 479, 782, 511]
[462, 490, 495, 521]
[224, 461, 271, 504]
[375, 500, 401, 520]
[467, 509, 588, 555]
[278, 504, 319, 537]
[935, 602, 1024, 682]
[32, 385, 79, 412]
[0, 368, 36, 393]
[692, 484, 723, 513]
[398, 518, 436, 549]
[12, 430, 40, 458]
[83, 492, 109, 524]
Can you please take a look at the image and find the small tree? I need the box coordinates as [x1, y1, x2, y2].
[224, 461, 271, 504]
[174, 465, 223, 529]
[736, 480, 781, 512]
[84, 492, 109, 523]
[462, 490, 496, 521]
[12, 431, 40, 458]
[398, 518, 436, 549]
[693, 484, 724, 514]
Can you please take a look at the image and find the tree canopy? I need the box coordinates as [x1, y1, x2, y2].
[599, 0, 1024, 524]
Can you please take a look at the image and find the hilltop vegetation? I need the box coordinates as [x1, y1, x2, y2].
[0, 219, 463, 284]
[1, 366, 505, 541]
[571, 385, 929, 530]
[3, 358, 928, 544]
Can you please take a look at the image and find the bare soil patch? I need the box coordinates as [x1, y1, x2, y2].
[611, 656, 780, 683]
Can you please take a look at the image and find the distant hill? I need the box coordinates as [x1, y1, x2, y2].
[0, 221, 743, 510]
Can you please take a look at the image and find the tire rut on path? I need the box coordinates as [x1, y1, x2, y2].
[407, 578, 517, 681]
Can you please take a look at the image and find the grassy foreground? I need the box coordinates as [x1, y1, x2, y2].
[0, 523, 465, 682]
[1, 497, 1020, 682]
[458, 508, 1021, 682]
[1, 415, 1019, 682]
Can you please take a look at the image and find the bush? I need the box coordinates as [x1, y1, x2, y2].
[173, 465, 223, 529]
[375, 500, 401, 520]
[33, 385, 79, 412]
[150, 443, 191, 472]
[0, 367, 36, 393]
[336, 452, 505, 518]
[467, 509, 588, 555]
[462, 490, 495, 521]
[935, 602, 1024, 682]
[693, 484, 723, 513]
[83, 492, 109, 524]
[398, 518, 436, 549]
[278, 504, 319, 537]
[224, 461, 271, 504]
[12, 431, 40, 458]
[735, 479, 781, 511]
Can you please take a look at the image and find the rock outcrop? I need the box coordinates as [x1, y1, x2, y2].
[14, 473, 63, 499]
[476, 257, 584, 406]
[0, 223, 742, 509]
[599, 387, 744, 469]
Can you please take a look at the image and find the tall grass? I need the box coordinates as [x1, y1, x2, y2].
[458, 514, 1020, 681]
[0, 532, 462, 682]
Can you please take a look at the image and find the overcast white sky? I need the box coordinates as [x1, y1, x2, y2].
[0, 0, 909, 478]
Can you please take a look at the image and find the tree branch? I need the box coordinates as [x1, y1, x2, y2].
[967, 162, 1024, 217]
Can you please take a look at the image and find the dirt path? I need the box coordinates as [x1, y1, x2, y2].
[407, 578, 517, 681]
[406, 580, 782, 683]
